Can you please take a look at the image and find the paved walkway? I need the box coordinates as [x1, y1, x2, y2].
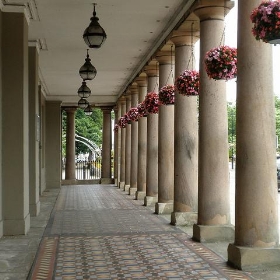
[0, 182, 280, 280]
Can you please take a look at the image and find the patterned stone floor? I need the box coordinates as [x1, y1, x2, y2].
[29, 185, 254, 280]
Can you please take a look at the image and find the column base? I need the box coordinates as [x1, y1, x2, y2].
[193, 224, 234, 243]
[114, 178, 118, 186]
[144, 196, 158, 206]
[3, 213, 30, 235]
[29, 201, 41, 217]
[136, 191, 146, 200]
[119, 181, 125, 190]
[100, 178, 114, 184]
[124, 185, 131, 192]
[155, 202, 173, 214]
[228, 243, 280, 271]
[171, 211, 197, 226]
[129, 187, 137, 196]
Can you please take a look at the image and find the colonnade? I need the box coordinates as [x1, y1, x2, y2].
[114, 0, 280, 271]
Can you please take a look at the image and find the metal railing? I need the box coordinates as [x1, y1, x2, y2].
[62, 159, 102, 180]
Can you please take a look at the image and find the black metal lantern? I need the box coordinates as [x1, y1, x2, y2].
[83, 3, 107, 48]
[78, 98, 89, 109]
[79, 49, 97, 80]
[78, 81, 91, 98]
[84, 104, 93, 116]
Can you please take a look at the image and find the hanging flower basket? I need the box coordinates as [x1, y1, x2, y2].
[127, 107, 140, 121]
[175, 70, 200, 96]
[159, 85, 175, 105]
[118, 116, 127, 128]
[137, 101, 148, 117]
[123, 113, 131, 124]
[113, 124, 119, 133]
[204, 46, 237, 80]
[251, 1, 280, 44]
[144, 92, 159, 114]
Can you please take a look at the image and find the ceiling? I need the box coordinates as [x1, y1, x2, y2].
[2, 0, 197, 106]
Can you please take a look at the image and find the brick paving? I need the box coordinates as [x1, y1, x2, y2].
[29, 185, 253, 280]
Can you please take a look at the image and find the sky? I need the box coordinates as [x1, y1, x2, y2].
[195, 1, 280, 103]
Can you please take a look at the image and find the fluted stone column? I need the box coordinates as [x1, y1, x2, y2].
[193, 0, 234, 242]
[113, 105, 119, 186]
[155, 44, 175, 214]
[101, 107, 112, 184]
[136, 74, 148, 200]
[2, 9, 30, 235]
[28, 44, 40, 217]
[119, 98, 126, 189]
[124, 94, 132, 192]
[227, 0, 280, 270]
[65, 108, 77, 181]
[144, 61, 159, 206]
[170, 21, 199, 226]
[129, 83, 139, 195]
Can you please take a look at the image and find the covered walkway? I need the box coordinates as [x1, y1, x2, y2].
[1, 182, 278, 280]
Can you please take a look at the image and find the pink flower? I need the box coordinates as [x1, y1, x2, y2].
[175, 70, 200, 96]
[159, 85, 175, 105]
[204, 46, 237, 80]
[251, 0, 280, 43]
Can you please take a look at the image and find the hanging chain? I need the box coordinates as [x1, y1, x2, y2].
[164, 45, 174, 85]
[152, 61, 159, 92]
[186, 21, 196, 70]
[219, 0, 227, 46]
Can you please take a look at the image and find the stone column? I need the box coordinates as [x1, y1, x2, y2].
[28, 44, 40, 217]
[0, 9, 3, 238]
[136, 74, 148, 200]
[124, 94, 132, 192]
[46, 101, 62, 189]
[113, 105, 119, 186]
[65, 107, 76, 181]
[2, 9, 30, 235]
[129, 83, 139, 196]
[155, 44, 175, 214]
[144, 61, 159, 206]
[227, 0, 280, 270]
[170, 20, 199, 226]
[101, 107, 112, 184]
[193, 0, 234, 242]
[119, 98, 126, 189]
[116, 101, 122, 185]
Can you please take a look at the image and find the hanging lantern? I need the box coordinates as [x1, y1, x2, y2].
[83, 3, 107, 48]
[78, 81, 91, 98]
[79, 49, 97, 80]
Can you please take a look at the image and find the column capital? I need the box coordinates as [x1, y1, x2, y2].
[135, 73, 147, 87]
[155, 42, 175, 64]
[100, 106, 113, 113]
[171, 16, 200, 46]
[193, 0, 234, 21]
[63, 107, 77, 114]
[144, 60, 159, 77]
[129, 83, 138, 95]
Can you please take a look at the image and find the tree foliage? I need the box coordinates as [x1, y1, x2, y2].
[62, 108, 103, 156]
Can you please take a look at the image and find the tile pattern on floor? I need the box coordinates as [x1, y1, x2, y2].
[30, 185, 254, 280]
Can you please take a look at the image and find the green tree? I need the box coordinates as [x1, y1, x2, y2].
[62, 108, 103, 157]
[228, 102, 236, 159]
